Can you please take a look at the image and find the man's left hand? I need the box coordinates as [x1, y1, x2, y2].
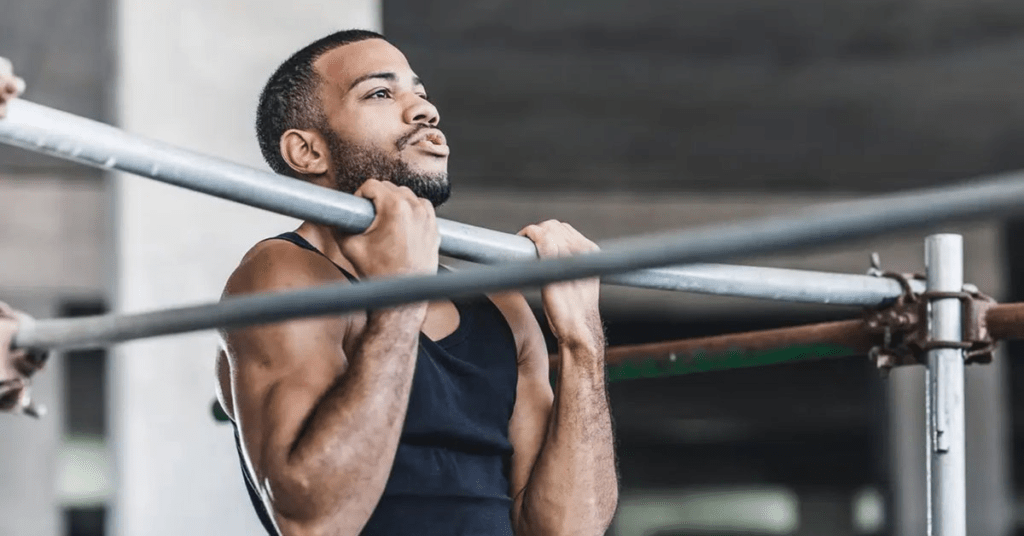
[518, 220, 603, 350]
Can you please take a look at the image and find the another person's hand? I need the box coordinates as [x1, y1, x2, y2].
[0, 303, 46, 417]
[0, 57, 26, 119]
[518, 220, 604, 350]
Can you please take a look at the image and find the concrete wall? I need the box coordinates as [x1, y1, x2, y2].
[111, 2, 379, 534]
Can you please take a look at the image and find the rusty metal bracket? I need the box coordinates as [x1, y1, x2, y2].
[863, 255, 996, 375]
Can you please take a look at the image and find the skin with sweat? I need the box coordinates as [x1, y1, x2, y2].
[217, 38, 617, 536]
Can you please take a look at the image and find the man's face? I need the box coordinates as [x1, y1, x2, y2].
[312, 39, 450, 206]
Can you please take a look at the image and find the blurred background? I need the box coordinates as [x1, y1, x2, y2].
[1, 0, 1023, 534]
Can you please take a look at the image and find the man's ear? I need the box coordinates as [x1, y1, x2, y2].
[280, 129, 329, 176]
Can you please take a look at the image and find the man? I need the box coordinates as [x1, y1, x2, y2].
[0, 60, 42, 417]
[218, 30, 618, 536]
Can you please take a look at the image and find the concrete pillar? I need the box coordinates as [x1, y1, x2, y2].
[112, 2, 379, 534]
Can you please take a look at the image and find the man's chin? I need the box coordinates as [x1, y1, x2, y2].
[392, 172, 451, 208]
[402, 158, 448, 178]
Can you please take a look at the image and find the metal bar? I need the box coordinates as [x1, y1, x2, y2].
[985, 302, 1024, 340]
[0, 97, 964, 307]
[925, 234, 967, 536]
[603, 299, 1024, 370]
[10, 161, 1024, 351]
[3, 237, 911, 351]
[0, 170, 976, 353]
[617, 264, 925, 305]
[588, 301, 1024, 377]
[603, 319, 875, 365]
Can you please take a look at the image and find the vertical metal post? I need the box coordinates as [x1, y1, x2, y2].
[925, 234, 967, 536]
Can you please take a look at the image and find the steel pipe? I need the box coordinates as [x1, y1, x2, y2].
[0, 181, 1000, 353]
[924, 234, 967, 536]
[603, 319, 876, 366]
[985, 302, 1024, 340]
[0, 98, 954, 306]
[606, 301, 1024, 368]
[11, 100, 1024, 351]
[13, 162, 1024, 350]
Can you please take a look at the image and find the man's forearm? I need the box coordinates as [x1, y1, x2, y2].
[518, 339, 618, 535]
[275, 306, 424, 525]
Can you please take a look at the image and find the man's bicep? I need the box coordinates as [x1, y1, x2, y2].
[226, 314, 349, 487]
[222, 243, 353, 483]
[499, 295, 554, 519]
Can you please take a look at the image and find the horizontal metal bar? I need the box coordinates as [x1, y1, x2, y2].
[627, 264, 925, 305]
[603, 319, 876, 366]
[983, 302, 1024, 341]
[601, 300, 1024, 376]
[0, 99, 921, 306]
[602, 320, 870, 379]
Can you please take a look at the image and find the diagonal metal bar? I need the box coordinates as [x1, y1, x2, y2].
[0, 99, 921, 306]
[12, 164, 1024, 352]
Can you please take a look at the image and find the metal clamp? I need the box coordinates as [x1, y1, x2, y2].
[863, 255, 995, 375]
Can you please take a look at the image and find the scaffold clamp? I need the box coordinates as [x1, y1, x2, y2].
[864, 255, 995, 375]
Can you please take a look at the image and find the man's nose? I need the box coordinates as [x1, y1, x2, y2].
[403, 95, 439, 126]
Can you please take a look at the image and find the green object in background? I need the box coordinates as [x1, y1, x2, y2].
[606, 343, 858, 382]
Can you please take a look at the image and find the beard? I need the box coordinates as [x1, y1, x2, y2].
[323, 127, 451, 208]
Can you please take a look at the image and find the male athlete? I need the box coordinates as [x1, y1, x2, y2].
[217, 30, 618, 536]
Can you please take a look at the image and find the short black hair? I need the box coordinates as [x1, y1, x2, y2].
[256, 29, 385, 177]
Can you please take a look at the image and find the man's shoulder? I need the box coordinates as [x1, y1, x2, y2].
[224, 238, 349, 297]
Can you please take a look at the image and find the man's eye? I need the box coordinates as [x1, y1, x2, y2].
[369, 89, 391, 99]
[418, 93, 431, 102]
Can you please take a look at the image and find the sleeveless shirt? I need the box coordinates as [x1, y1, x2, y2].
[231, 232, 519, 535]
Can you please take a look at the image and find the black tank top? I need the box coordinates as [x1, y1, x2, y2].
[232, 232, 519, 535]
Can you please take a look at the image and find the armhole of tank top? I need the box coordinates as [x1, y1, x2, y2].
[265, 233, 359, 284]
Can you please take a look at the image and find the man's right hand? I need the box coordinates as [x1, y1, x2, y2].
[335, 179, 440, 279]
[0, 57, 26, 119]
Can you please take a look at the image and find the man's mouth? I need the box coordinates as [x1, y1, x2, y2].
[405, 129, 450, 157]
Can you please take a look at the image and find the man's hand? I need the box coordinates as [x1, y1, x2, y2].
[0, 303, 46, 417]
[519, 220, 603, 350]
[0, 57, 26, 119]
[335, 179, 440, 279]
